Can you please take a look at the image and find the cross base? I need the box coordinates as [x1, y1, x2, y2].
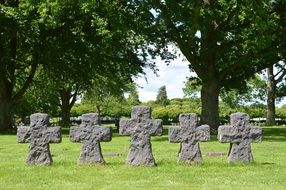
[228, 142, 254, 162]
[26, 143, 53, 165]
[178, 143, 203, 164]
[78, 142, 105, 164]
[126, 135, 156, 166]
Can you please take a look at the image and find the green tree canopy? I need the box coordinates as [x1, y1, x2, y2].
[36, 0, 150, 126]
[0, 0, 156, 131]
[156, 85, 169, 106]
[127, 0, 280, 129]
[0, 0, 41, 131]
[126, 84, 141, 106]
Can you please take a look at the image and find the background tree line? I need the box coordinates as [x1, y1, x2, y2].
[15, 82, 286, 126]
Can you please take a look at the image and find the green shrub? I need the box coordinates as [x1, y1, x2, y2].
[152, 107, 169, 123]
[166, 105, 181, 123]
[71, 104, 96, 116]
[277, 104, 286, 119]
[244, 103, 267, 118]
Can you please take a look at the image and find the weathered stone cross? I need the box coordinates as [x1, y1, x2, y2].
[217, 112, 262, 162]
[169, 113, 210, 164]
[17, 113, 61, 165]
[119, 106, 163, 166]
[69, 113, 112, 164]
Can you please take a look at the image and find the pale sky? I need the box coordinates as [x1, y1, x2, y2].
[134, 59, 286, 106]
[135, 58, 190, 102]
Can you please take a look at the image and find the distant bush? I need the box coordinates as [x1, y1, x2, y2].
[71, 98, 285, 125]
[151, 99, 202, 123]
[277, 104, 286, 119]
[142, 100, 160, 109]
[169, 99, 182, 106]
[244, 103, 267, 118]
[166, 105, 181, 123]
[71, 104, 96, 116]
[152, 107, 169, 123]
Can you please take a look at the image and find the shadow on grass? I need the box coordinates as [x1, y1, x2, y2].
[0, 130, 17, 135]
[262, 127, 286, 142]
[260, 162, 276, 165]
[153, 136, 169, 142]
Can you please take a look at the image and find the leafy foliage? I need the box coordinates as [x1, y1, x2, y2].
[183, 74, 267, 108]
[126, 0, 280, 128]
[277, 104, 286, 119]
[155, 85, 169, 106]
[126, 84, 141, 106]
[0, 0, 42, 130]
[1, 0, 156, 129]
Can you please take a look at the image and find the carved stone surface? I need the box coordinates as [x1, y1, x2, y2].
[119, 106, 163, 166]
[169, 113, 210, 164]
[218, 112, 262, 162]
[17, 113, 61, 165]
[70, 113, 112, 164]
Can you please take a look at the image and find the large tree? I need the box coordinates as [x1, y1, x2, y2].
[265, 0, 286, 125]
[265, 63, 286, 125]
[1, 0, 155, 131]
[0, 0, 40, 131]
[38, 0, 150, 126]
[183, 75, 266, 108]
[128, 0, 279, 129]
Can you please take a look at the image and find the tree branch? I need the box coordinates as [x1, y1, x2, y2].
[150, 0, 203, 77]
[276, 68, 286, 83]
[69, 87, 79, 109]
[12, 61, 38, 102]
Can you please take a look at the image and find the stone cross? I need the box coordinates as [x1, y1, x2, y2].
[119, 106, 163, 166]
[169, 113, 210, 164]
[69, 113, 112, 165]
[17, 113, 61, 165]
[217, 112, 262, 162]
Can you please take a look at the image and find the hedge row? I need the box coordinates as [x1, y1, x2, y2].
[70, 99, 286, 124]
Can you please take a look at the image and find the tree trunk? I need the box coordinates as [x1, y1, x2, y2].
[61, 105, 71, 127]
[0, 80, 13, 132]
[200, 79, 220, 130]
[60, 90, 72, 127]
[266, 66, 276, 126]
[0, 100, 13, 132]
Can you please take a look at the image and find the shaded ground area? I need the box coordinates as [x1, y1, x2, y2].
[262, 126, 286, 142]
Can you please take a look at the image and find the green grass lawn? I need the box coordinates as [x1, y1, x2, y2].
[0, 126, 286, 190]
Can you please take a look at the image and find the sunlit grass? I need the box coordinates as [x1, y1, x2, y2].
[0, 126, 286, 190]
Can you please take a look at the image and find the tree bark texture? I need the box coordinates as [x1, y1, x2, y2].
[266, 66, 276, 126]
[60, 90, 72, 127]
[0, 80, 13, 131]
[200, 79, 220, 130]
[59, 88, 78, 127]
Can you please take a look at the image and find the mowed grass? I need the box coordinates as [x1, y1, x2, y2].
[0, 126, 286, 190]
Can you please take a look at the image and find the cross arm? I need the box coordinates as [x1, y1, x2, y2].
[17, 127, 31, 143]
[217, 125, 237, 143]
[196, 125, 210, 142]
[168, 127, 182, 143]
[96, 125, 112, 142]
[46, 126, 62, 143]
[149, 119, 163, 136]
[119, 119, 134, 135]
[249, 126, 262, 143]
[70, 126, 84, 142]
